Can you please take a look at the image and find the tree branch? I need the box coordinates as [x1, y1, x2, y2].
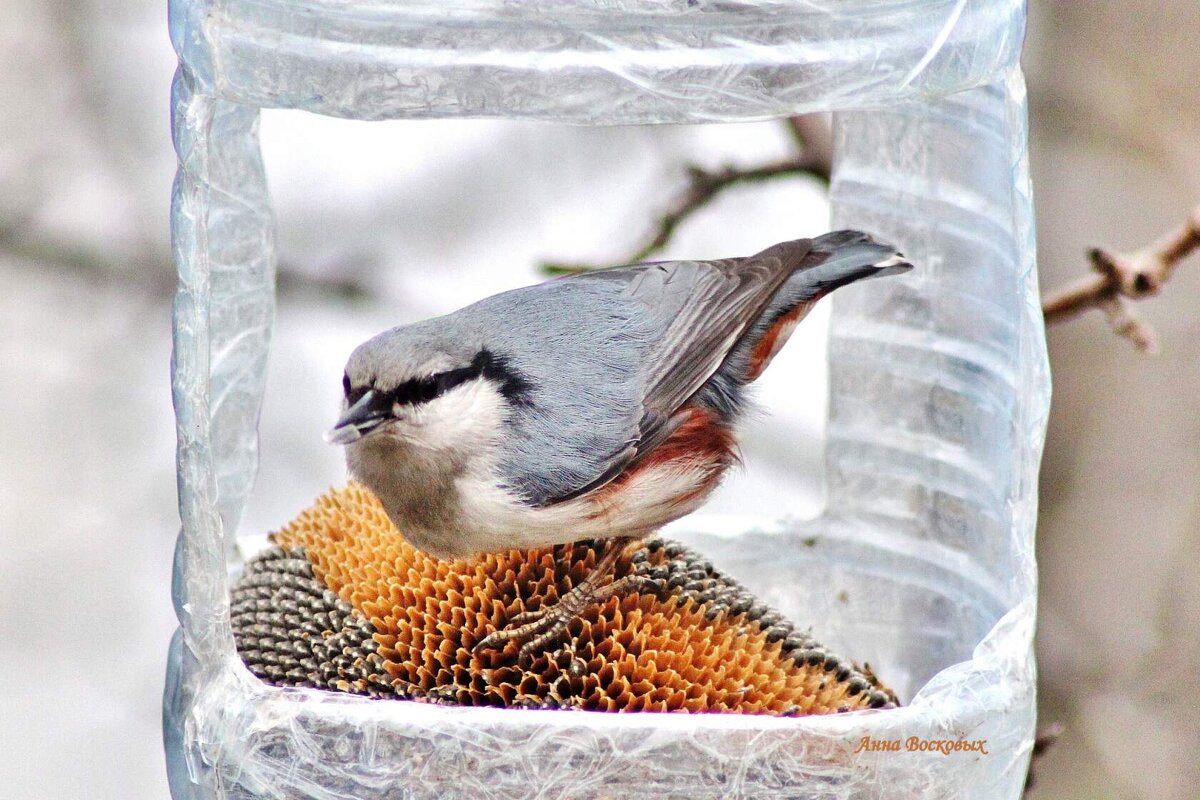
[783, 113, 833, 183]
[538, 115, 1195, 353]
[1023, 722, 1064, 796]
[0, 218, 370, 301]
[541, 115, 832, 276]
[1041, 204, 1200, 351]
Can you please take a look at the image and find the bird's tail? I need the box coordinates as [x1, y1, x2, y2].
[720, 231, 911, 389]
[789, 229, 912, 299]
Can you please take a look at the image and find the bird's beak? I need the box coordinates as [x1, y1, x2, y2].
[324, 390, 391, 445]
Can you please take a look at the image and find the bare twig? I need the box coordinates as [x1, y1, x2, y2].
[0, 218, 370, 301]
[1023, 722, 1064, 795]
[1041, 204, 1200, 351]
[783, 113, 833, 183]
[541, 115, 832, 275]
[539, 107, 1196, 350]
[0, 217, 174, 295]
[1097, 296, 1158, 353]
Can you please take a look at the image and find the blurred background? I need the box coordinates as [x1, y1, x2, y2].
[1, 2, 1197, 798]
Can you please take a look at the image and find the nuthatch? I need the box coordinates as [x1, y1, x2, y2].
[327, 231, 910, 658]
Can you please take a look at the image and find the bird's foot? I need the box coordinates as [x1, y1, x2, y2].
[472, 583, 592, 664]
[473, 537, 661, 664]
[473, 572, 664, 664]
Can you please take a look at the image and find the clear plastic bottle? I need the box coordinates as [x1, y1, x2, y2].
[165, 1, 1046, 797]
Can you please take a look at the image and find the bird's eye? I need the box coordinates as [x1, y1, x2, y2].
[343, 374, 369, 406]
[417, 377, 438, 403]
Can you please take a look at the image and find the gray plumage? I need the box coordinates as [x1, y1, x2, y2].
[339, 230, 909, 509]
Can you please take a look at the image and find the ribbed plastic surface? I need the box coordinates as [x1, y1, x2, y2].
[165, 1, 1046, 798]
[169, 0, 1025, 122]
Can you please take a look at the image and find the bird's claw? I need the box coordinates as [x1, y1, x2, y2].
[506, 607, 546, 628]
[471, 537, 645, 664]
[472, 592, 589, 664]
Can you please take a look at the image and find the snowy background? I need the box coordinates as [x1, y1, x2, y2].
[2, 2, 1199, 799]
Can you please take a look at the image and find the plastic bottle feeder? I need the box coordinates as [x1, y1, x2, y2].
[164, 1, 1048, 797]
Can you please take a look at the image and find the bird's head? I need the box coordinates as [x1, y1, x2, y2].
[325, 326, 531, 459]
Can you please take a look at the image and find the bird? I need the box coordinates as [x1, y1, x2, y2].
[325, 230, 911, 660]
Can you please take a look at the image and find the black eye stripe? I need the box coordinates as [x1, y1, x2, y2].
[388, 364, 479, 407]
[348, 348, 534, 411]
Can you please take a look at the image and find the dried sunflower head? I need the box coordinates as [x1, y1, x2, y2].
[232, 483, 897, 714]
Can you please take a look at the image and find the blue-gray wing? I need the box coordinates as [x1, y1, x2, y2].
[476, 240, 810, 506]
[617, 244, 803, 452]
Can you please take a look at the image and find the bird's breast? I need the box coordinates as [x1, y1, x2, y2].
[345, 434, 467, 550]
[346, 406, 740, 561]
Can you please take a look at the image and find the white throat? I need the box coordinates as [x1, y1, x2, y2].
[345, 378, 510, 558]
